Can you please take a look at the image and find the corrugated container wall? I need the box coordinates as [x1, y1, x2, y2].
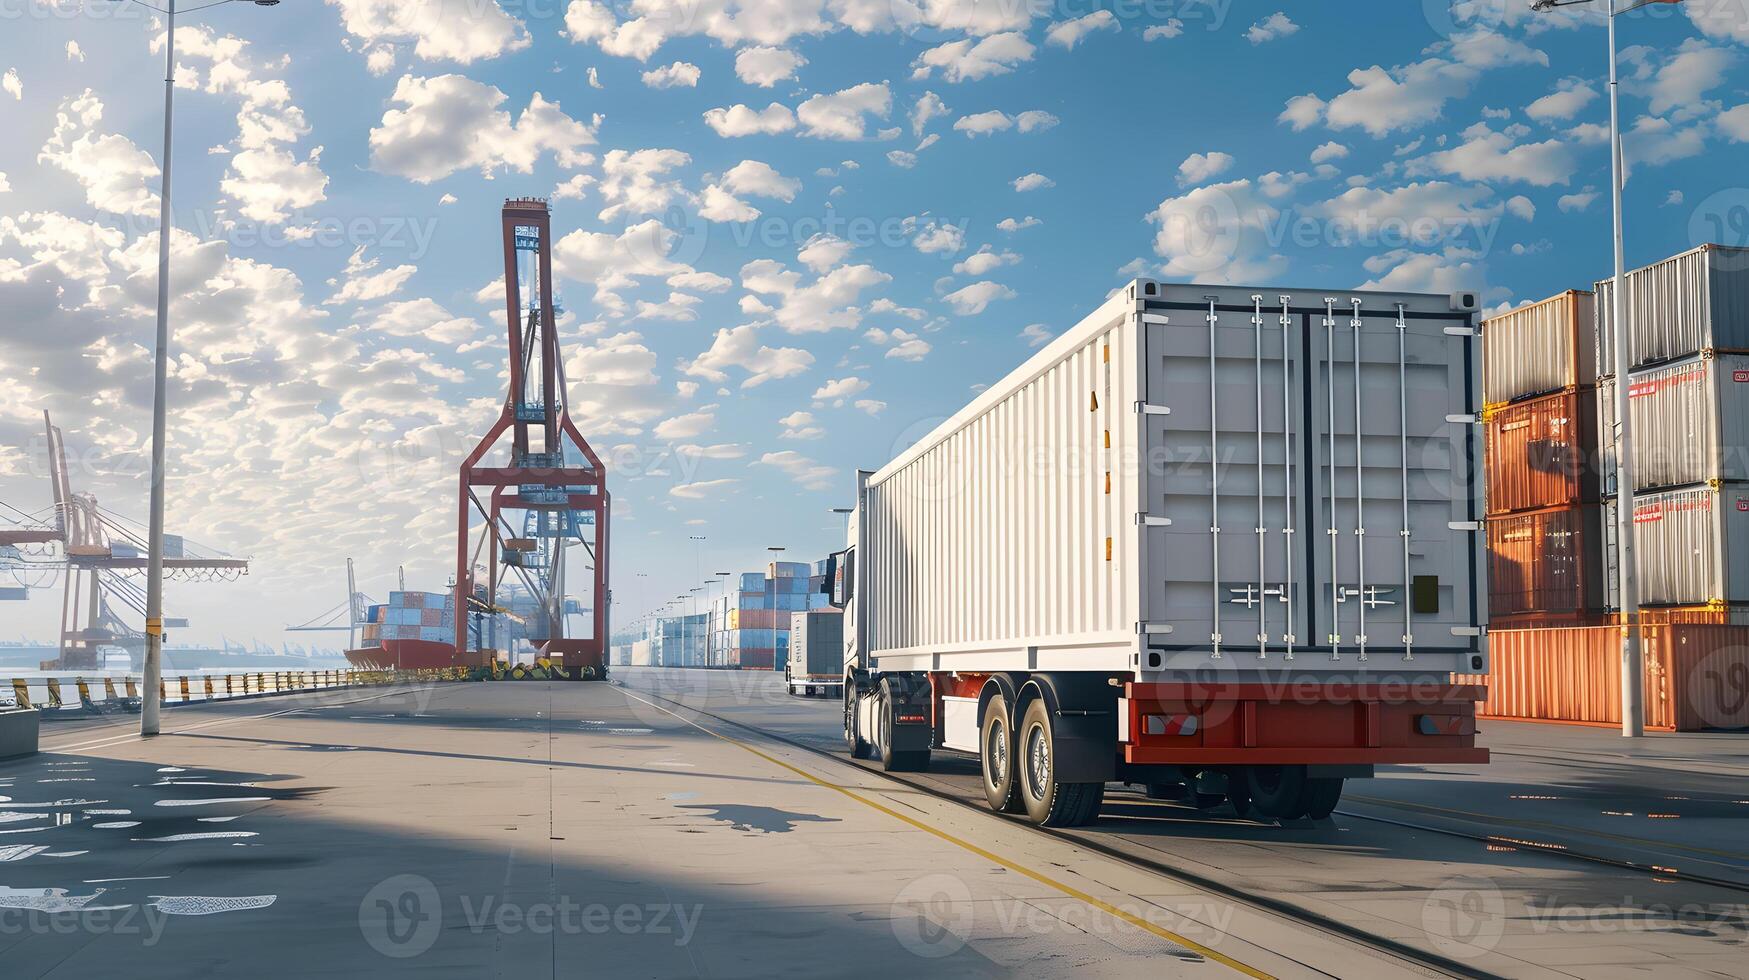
[1595, 244, 1749, 376]
[1483, 389, 1599, 514]
[1598, 354, 1749, 491]
[1486, 505, 1604, 621]
[861, 280, 1485, 676]
[1604, 484, 1749, 607]
[1482, 290, 1595, 405]
[1464, 625, 1749, 730]
[789, 611, 844, 678]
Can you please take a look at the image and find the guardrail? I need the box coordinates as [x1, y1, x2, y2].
[3, 668, 470, 716]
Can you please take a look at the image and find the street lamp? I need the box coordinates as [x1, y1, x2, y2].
[709, 571, 731, 667]
[1529, 0, 1658, 737]
[766, 546, 786, 672]
[103, 0, 280, 737]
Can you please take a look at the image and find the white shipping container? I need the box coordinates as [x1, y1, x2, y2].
[1482, 290, 1595, 404]
[858, 280, 1486, 678]
[1596, 244, 1749, 376]
[1598, 354, 1749, 491]
[1604, 484, 1749, 607]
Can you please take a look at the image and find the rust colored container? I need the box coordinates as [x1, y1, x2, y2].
[1486, 504, 1604, 620]
[1465, 625, 1749, 730]
[1484, 388, 1600, 515]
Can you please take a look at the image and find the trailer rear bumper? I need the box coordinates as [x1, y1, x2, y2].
[1120, 681, 1489, 766]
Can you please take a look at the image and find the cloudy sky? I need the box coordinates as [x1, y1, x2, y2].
[1, 0, 1746, 647]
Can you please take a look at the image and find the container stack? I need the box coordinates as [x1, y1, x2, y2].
[380, 591, 455, 644]
[1471, 244, 1749, 731]
[1481, 290, 1607, 627]
[698, 560, 834, 670]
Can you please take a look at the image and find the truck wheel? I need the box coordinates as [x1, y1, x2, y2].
[876, 677, 929, 772]
[981, 693, 1023, 813]
[1297, 777, 1345, 820]
[1245, 765, 1308, 821]
[1017, 698, 1102, 827]
[845, 684, 871, 759]
[1226, 776, 1254, 820]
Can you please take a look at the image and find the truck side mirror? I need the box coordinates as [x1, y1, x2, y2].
[820, 554, 836, 595]
[829, 548, 852, 609]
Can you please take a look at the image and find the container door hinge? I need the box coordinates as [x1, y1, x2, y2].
[1138, 623, 1175, 636]
[1445, 413, 1479, 424]
[1451, 626, 1482, 637]
[1134, 402, 1172, 416]
[1139, 313, 1170, 326]
[1447, 520, 1482, 532]
[1443, 326, 1477, 337]
[1136, 515, 1173, 527]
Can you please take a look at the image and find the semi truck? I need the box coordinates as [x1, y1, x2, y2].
[823, 278, 1490, 827]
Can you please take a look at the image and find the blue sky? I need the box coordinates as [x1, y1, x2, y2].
[2, 0, 1747, 646]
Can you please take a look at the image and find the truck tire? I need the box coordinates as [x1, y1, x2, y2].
[1297, 777, 1344, 820]
[1245, 765, 1308, 821]
[845, 684, 871, 759]
[1017, 698, 1102, 827]
[981, 693, 1023, 813]
[876, 677, 929, 773]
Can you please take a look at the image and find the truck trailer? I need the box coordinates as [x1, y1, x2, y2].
[824, 278, 1490, 827]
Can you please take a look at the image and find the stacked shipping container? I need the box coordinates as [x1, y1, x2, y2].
[1477, 245, 1749, 730]
[1481, 290, 1606, 627]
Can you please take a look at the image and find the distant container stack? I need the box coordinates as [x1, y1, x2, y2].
[378, 591, 455, 644]
[1476, 245, 1749, 731]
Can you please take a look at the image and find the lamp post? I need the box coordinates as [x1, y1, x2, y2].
[710, 572, 730, 667]
[108, 0, 280, 737]
[766, 546, 786, 672]
[1529, 0, 1662, 736]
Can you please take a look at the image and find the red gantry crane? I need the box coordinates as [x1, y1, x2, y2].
[456, 199, 611, 678]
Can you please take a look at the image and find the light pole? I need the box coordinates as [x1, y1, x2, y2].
[1530, 0, 1653, 736]
[110, 0, 280, 737]
[710, 572, 730, 667]
[766, 546, 786, 671]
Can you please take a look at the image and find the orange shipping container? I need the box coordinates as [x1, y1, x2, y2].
[1484, 389, 1599, 515]
[1486, 504, 1604, 621]
[1465, 625, 1749, 730]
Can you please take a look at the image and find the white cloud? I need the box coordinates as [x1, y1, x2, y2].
[1016, 110, 1058, 133]
[1020, 323, 1051, 346]
[1688, 1, 1749, 44]
[1720, 104, 1749, 143]
[1143, 20, 1184, 41]
[757, 450, 835, 491]
[1557, 188, 1598, 212]
[887, 149, 917, 168]
[779, 410, 824, 440]
[797, 82, 891, 140]
[942, 280, 1015, 315]
[954, 110, 1013, 136]
[1246, 12, 1299, 45]
[798, 233, 855, 272]
[597, 148, 691, 221]
[1644, 38, 1735, 116]
[1012, 172, 1053, 192]
[325, 246, 417, 305]
[642, 61, 701, 88]
[812, 376, 868, 406]
[1310, 141, 1348, 164]
[912, 32, 1035, 82]
[1406, 123, 1577, 187]
[65, 41, 84, 63]
[587, 66, 603, 89]
[1147, 178, 1286, 281]
[553, 173, 596, 200]
[953, 246, 1020, 276]
[654, 409, 715, 440]
[550, 219, 700, 315]
[1302, 36, 1546, 137]
[912, 220, 966, 254]
[1505, 195, 1535, 221]
[37, 91, 160, 216]
[685, 324, 814, 388]
[997, 215, 1041, 232]
[703, 102, 797, 137]
[1177, 151, 1234, 186]
[910, 91, 950, 136]
[870, 327, 931, 361]
[671, 479, 739, 500]
[1358, 246, 1486, 296]
[326, 0, 531, 66]
[1278, 93, 1326, 131]
[369, 75, 596, 183]
[2, 69, 20, 101]
[1526, 78, 1597, 122]
[735, 46, 806, 87]
[698, 159, 799, 222]
[1623, 114, 1707, 171]
[741, 250, 892, 332]
[853, 398, 885, 416]
[1045, 11, 1119, 49]
[359, 297, 482, 345]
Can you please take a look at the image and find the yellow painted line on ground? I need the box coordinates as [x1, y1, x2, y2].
[1347, 794, 1749, 863]
[618, 686, 1275, 980]
[42, 689, 422, 754]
